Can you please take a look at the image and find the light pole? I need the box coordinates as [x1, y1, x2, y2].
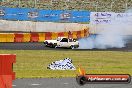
[111, 0, 114, 12]
[125, 0, 128, 11]
[18, 0, 20, 7]
[96, 1, 98, 12]
[34, 0, 37, 8]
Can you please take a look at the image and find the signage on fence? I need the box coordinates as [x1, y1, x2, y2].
[60, 12, 71, 21]
[28, 11, 39, 19]
[0, 9, 5, 16]
[0, 7, 90, 23]
[115, 13, 132, 24]
[90, 12, 132, 25]
[90, 12, 115, 24]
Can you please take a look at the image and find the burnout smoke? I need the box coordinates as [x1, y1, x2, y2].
[78, 12, 132, 49]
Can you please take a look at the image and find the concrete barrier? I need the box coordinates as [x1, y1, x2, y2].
[0, 20, 89, 32]
[0, 54, 16, 88]
[0, 29, 89, 42]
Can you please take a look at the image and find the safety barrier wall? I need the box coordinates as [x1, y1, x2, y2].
[14, 33, 24, 42]
[0, 20, 89, 32]
[0, 29, 88, 42]
[0, 33, 14, 42]
[0, 7, 90, 23]
[0, 54, 16, 88]
[38, 33, 45, 42]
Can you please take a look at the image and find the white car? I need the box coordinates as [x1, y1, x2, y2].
[44, 37, 79, 49]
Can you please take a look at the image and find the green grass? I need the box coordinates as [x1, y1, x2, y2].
[0, 50, 132, 78]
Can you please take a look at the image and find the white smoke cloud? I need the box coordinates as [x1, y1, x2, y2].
[78, 12, 132, 49]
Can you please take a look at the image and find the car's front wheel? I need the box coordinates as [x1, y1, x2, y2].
[53, 43, 57, 48]
[70, 45, 75, 49]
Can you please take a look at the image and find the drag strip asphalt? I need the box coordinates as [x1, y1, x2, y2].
[0, 35, 132, 51]
[0, 42, 132, 51]
[2, 36, 132, 88]
[13, 78, 132, 88]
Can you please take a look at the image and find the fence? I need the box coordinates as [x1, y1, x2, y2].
[0, 7, 90, 23]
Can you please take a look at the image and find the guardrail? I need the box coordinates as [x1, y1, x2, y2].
[0, 29, 89, 42]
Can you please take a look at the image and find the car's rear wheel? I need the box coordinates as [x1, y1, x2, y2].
[50, 43, 57, 48]
[50, 44, 54, 48]
[44, 41, 48, 46]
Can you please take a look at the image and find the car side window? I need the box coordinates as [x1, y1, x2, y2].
[60, 38, 68, 42]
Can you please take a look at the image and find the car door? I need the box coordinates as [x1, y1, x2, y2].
[60, 38, 68, 47]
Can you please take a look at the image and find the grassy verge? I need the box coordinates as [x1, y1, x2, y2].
[0, 50, 132, 78]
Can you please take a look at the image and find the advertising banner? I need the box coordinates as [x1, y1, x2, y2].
[0, 7, 90, 23]
[90, 12, 115, 24]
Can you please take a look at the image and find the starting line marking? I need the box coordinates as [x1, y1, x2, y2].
[64, 83, 69, 85]
[12, 85, 16, 86]
[31, 83, 41, 86]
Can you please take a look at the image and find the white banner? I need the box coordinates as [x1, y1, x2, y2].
[90, 12, 132, 25]
[90, 12, 115, 24]
[114, 13, 132, 24]
[90, 12, 132, 35]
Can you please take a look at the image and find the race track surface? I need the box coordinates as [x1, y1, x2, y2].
[2, 35, 132, 88]
[0, 35, 132, 51]
[13, 78, 132, 88]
